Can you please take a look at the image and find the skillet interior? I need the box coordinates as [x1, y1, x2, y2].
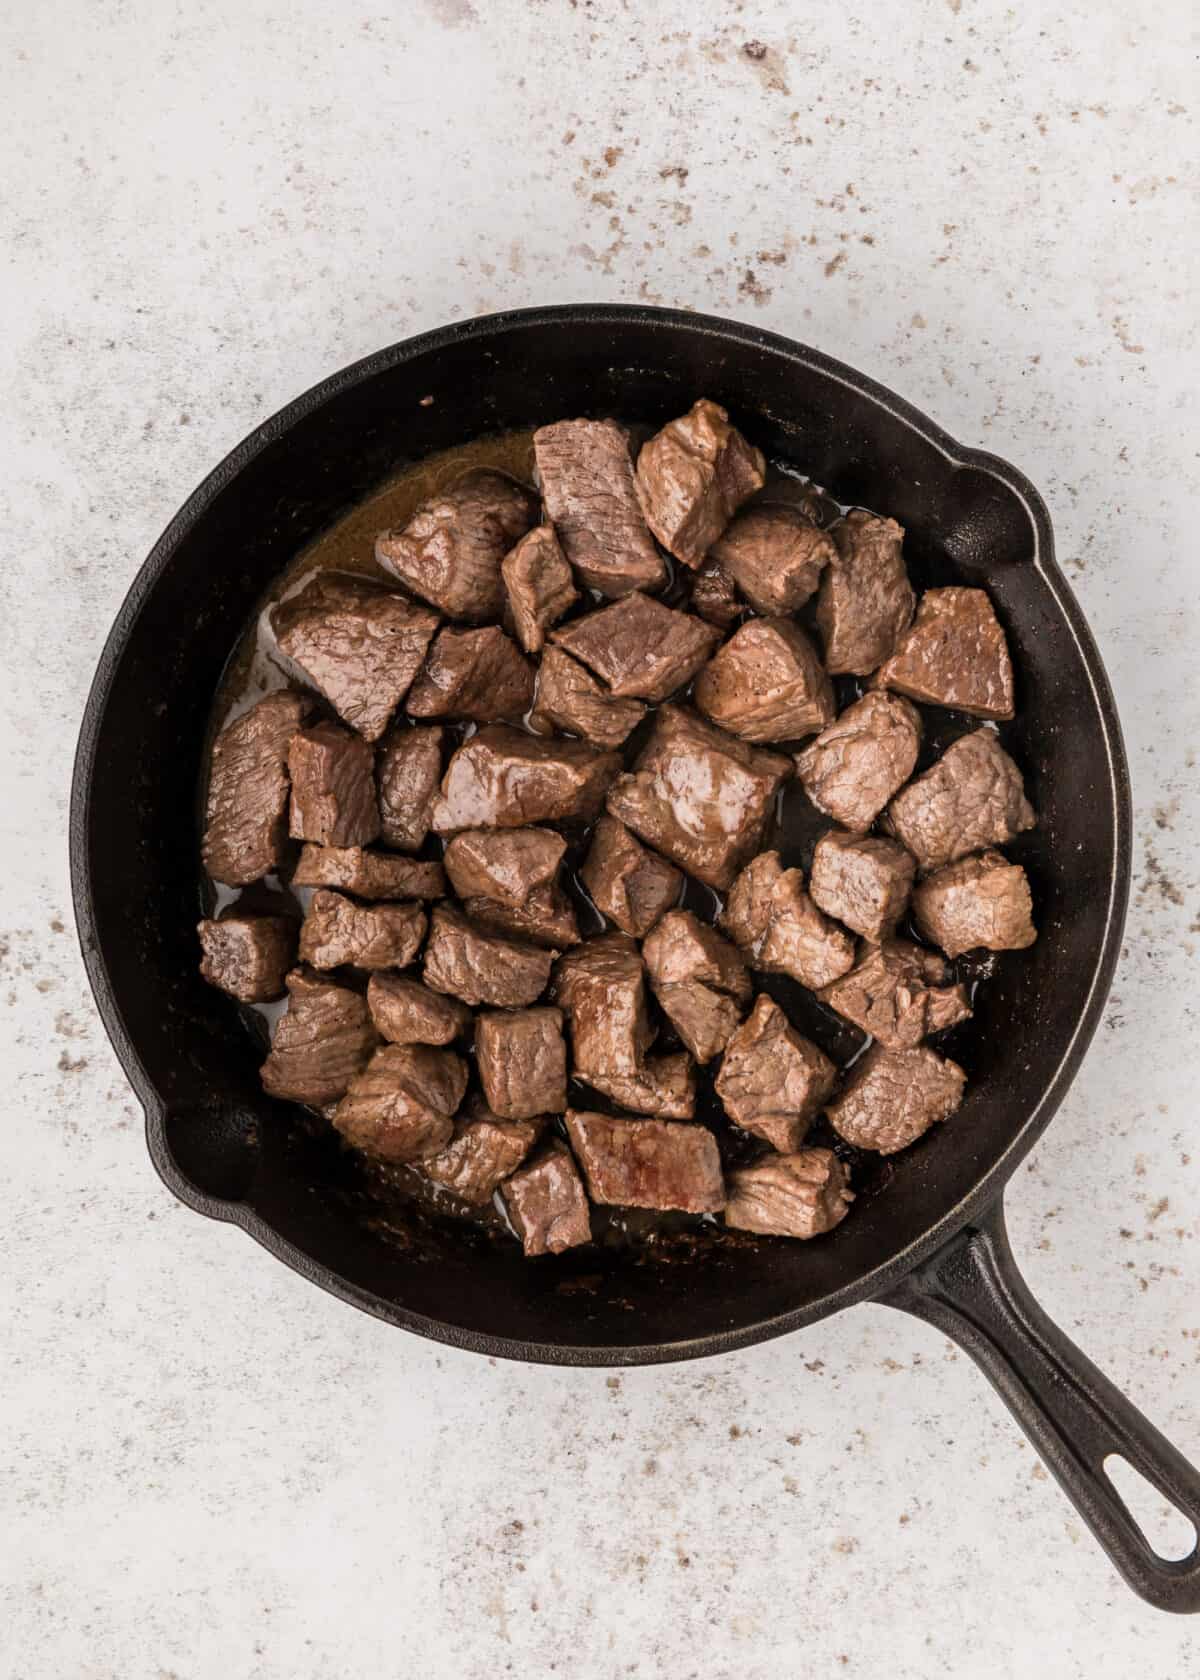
[72, 306, 1128, 1360]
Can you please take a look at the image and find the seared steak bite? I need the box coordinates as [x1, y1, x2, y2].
[462, 892, 579, 949]
[333, 1043, 467, 1164]
[884, 728, 1035, 871]
[715, 995, 836, 1153]
[288, 721, 380, 847]
[582, 1053, 698, 1121]
[533, 419, 666, 597]
[375, 468, 538, 622]
[913, 850, 1037, 958]
[550, 593, 722, 703]
[643, 910, 751, 1063]
[203, 691, 311, 886]
[298, 890, 426, 972]
[476, 1007, 568, 1119]
[501, 524, 579, 653]
[816, 510, 914, 676]
[405, 625, 534, 723]
[725, 1149, 854, 1239]
[423, 905, 556, 1008]
[260, 968, 378, 1105]
[272, 575, 438, 742]
[579, 816, 682, 938]
[721, 852, 856, 989]
[818, 940, 971, 1050]
[826, 1043, 965, 1155]
[530, 647, 647, 750]
[292, 844, 445, 900]
[375, 724, 444, 852]
[552, 933, 654, 1078]
[872, 586, 1015, 719]
[444, 826, 565, 903]
[420, 1096, 543, 1205]
[634, 398, 765, 567]
[808, 830, 916, 943]
[198, 914, 295, 1003]
[445, 825, 578, 948]
[694, 618, 835, 743]
[564, 1110, 724, 1212]
[606, 706, 792, 891]
[795, 692, 922, 832]
[431, 725, 621, 833]
[501, 1140, 593, 1256]
[366, 972, 471, 1045]
[690, 559, 742, 628]
[708, 503, 835, 615]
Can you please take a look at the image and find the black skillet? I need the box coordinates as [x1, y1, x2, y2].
[69, 305, 1200, 1611]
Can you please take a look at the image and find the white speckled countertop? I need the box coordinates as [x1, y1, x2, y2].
[3, 2, 1198, 1674]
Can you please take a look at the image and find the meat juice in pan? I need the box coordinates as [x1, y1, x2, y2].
[200, 425, 1017, 1259]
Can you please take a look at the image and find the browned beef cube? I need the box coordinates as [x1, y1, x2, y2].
[826, 1043, 965, 1154]
[550, 593, 722, 703]
[292, 844, 445, 900]
[715, 994, 836, 1153]
[725, 1149, 854, 1239]
[476, 1007, 568, 1119]
[203, 691, 311, 886]
[288, 721, 380, 847]
[501, 524, 579, 653]
[366, 972, 472, 1045]
[565, 1110, 724, 1212]
[708, 503, 835, 614]
[375, 468, 538, 622]
[913, 851, 1037, 958]
[552, 932, 653, 1077]
[431, 726, 621, 833]
[689, 559, 742, 627]
[884, 728, 1036, 871]
[333, 1043, 468, 1163]
[375, 724, 444, 852]
[292, 846, 440, 900]
[808, 830, 915, 942]
[298, 890, 426, 972]
[198, 914, 295, 1003]
[260, 967, 379, 1105]
[501, 1140, 593, 1256]
[445, 825, 579, 948]
[579, 816, 682, 938]
[606, 706, 792, 890]
[462, 893, 580, 949]
[815, 510, 915, 675]
[634, 399, 765, 567]
[818, 940, 971, 1050]
[533, 419, 666, 598]
[721, 852, 856, 989]
[271, 576, 439, 742]
[423, 904, 556, 1008]
[642, 910, 751, 1063]
[420, 1096, 544, 1205]
[795, 692, 922, 832]
[582, 1053, 698, 1120]
[694, 619, 834, 743]
[872, 587, 1015, 719]
[529, 647, 647, 750]
[405, 625, 534, 723]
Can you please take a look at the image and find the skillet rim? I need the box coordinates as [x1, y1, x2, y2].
[69, 303, 1133, 1366]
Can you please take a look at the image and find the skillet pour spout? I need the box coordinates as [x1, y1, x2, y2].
[70, 304, 1200, 1610]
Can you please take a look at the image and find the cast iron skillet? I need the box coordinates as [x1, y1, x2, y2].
[70, 305, 1200, 1611]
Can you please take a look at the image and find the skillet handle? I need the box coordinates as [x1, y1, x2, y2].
[881, 1195, 1200, 1612]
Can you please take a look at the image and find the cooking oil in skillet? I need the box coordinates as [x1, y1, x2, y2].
[203, 427, 993, 1260]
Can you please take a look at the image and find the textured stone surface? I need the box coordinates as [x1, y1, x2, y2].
[3, 2, 1198, 1675]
